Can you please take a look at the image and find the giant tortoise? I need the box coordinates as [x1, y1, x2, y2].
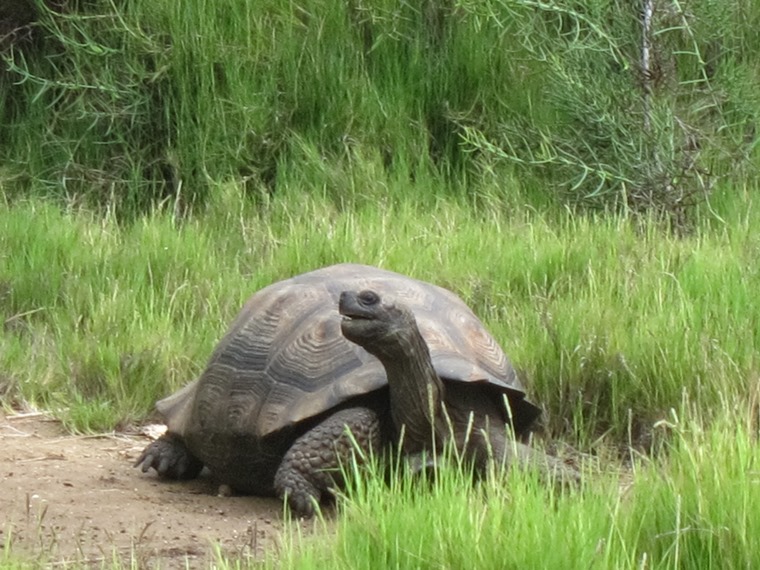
[135, 263, 567, 516]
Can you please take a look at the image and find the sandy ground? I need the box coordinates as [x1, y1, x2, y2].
[0, 410, 313, 568]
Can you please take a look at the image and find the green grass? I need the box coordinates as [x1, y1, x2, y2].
[1, 182, 758, 444]
[2, 186, 760, 568]
[261, 407, 759, 570]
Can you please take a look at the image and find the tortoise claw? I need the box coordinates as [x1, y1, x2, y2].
[134, 434, 204, 480]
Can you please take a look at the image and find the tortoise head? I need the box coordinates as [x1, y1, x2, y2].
[340, 288, 444, 451]
[339, 289, 418, 358]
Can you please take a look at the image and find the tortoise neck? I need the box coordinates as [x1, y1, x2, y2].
[375, 327, 444, 453]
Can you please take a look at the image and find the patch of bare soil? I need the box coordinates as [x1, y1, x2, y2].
[0, 411, 312, 568]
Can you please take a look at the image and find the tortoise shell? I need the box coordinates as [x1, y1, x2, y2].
[155, 263, 540, 489]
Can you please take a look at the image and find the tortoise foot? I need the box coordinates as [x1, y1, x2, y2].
[134, 433, 204, 480]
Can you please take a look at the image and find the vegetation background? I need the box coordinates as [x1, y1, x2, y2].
[1, 0, 760, 567]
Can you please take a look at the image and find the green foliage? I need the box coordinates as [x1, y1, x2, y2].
[2, 0, 758, 217]
[457, 0, 760, 221]
[0, 0, 478, 213]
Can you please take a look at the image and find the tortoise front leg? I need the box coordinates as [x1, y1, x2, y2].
[273, 407, 381, 517]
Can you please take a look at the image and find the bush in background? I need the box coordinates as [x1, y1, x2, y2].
[1, 0, 758, 220]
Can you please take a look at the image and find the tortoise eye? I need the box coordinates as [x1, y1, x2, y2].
[357, 290, 380, 306]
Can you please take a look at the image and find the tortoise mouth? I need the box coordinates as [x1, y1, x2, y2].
[339, 308, 374, 321]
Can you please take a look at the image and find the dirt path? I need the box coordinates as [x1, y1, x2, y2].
[1, 411, 311, 568]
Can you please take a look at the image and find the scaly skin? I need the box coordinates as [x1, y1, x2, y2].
[273, 407, 382, 516]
